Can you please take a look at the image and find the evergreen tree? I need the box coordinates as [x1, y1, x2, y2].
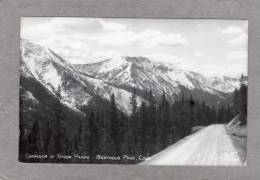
[139, 101, 147, 154]
[211, 106, 217, 124]
[88, 111, 99, 161]
[109, 94, 119, 152]
[45, 121, 52, 154]
[28, 120, 41, 153]
[157, 91, 171, 148]
[188, 95, 195, 131]
[127, 87, 139, 154]
[233, 88, 240, 115]
[232, 74, 247, 125]
[49, 85, 67, 158]
[240, 77, 247, 125]
[146, 90, 157, 155]
[117, 112, 127, 155]
[76, 122, 89, 155]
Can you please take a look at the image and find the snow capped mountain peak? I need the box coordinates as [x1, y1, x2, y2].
[96, 56, 130, 72]
[20, 40, 145, 114]
[75, 56, 242, 104]
[124, 56, 151, 64]
[21, 39, 63, 91]
[21, 39, 243, 112]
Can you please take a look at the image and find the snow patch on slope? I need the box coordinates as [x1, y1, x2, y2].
[21, 40, 62, 92]
[75, 56, 242, 102]
[21, 40, 145, 114]
[22, 90, 39, 104]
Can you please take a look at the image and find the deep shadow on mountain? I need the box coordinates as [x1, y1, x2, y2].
[19, 74, 119, 163]
[179, 86, 233, 108]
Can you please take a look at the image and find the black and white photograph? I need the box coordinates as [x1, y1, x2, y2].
[19, 18, 248, 165]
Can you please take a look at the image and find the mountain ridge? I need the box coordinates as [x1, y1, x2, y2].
[21, 39, 244, 113]
[20, 39, 145, 114]
[73, 56, 243, 105]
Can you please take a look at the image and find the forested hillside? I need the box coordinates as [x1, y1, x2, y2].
[19, 74, 247, 163]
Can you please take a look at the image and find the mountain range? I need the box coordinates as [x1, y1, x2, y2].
[20, 39, 244, 115]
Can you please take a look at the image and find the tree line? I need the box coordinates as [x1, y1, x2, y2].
[19, 77, 247, 163]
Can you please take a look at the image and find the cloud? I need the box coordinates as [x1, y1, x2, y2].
[90, 31, 135, 45]
[228, 33, 247, 45]
[195, 51, 204, 57]
[22, 18, 189, 51]
[145, 53, 184, 64]
[196, 23, 203, 28]
[91, 29, 188, 47]
[21, 18, 126, 41]
[222, 26, 244, 34]
[221, 24, 248, 46]
[196, 65, 228, 77]
[137, 29, 189, 47]
[227, 51, 247, 60]
[91, 51, 122, 60]
[99, 19, 127, 31]
[36, 37, 91, 64]
[21, 18, 247, 77]
[146, 53, 226, 77]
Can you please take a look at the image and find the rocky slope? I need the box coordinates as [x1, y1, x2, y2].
[74, 56, 242, 105]
[20, 40, 144, 114]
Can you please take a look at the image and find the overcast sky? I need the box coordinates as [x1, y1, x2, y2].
[21, 18, 248, 77]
